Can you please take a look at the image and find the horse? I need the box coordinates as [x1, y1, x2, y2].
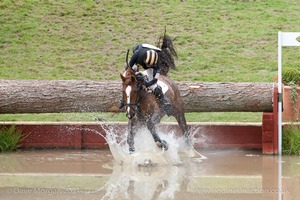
[120, 33, 190, 153]
[120, 68, 190, 152]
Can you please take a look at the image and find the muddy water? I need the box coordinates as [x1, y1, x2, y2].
[0, 149, 299, 200]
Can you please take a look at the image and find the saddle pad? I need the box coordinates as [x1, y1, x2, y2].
[140, 70, 169, 94]
[157, 80, 169, 94]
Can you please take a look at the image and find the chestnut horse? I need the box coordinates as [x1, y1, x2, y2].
[120, 67, 190, 152]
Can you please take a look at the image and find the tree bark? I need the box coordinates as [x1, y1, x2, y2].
[0, 80, 274, 114]
[178, 82, 274, 112]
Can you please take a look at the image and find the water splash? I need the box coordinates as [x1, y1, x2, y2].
[64, 124, 207, 200]
[100, 124, 206, 166]
[68, 123, 206, 166]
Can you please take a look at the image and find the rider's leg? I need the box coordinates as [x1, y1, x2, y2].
[150, 84, 173, 116]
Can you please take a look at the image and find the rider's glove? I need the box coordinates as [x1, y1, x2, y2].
[135, 73, 144, 82]
[132, 64, 139, 72]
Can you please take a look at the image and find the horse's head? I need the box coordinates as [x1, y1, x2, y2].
[120, 71, 140, 119]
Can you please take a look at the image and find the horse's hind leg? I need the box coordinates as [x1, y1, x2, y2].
[147, 121, 168, 150]
[174, 112, 203, 157]
[174, 112, 191, 141]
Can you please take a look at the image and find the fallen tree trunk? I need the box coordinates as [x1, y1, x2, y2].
[178, 82, 274, 112]
[0, 80, 274, 114]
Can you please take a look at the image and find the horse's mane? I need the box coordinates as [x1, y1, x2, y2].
[156, 30, 178, 76]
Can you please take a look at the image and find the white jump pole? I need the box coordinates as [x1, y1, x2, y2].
[278, 32, 300, 155]
[278, 32, 283, 156]
[278, 32, 300, 200]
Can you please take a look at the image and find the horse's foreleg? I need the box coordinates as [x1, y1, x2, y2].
[147, 121, 168, 150]
[127, 121, 137, 153]
[147, 121, 160, 142]
[127, 130, 135, 152]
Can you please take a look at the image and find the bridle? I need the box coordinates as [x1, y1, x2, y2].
[121, 78, 148, 114]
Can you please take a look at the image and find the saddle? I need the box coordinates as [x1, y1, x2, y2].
[135, 71, 169, 94]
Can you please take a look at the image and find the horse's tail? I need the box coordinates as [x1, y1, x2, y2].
[157, 30, 178, 76]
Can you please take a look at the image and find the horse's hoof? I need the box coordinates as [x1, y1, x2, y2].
[156, 140, 168, 151]
[129, 147, 135, 153]
[184, 134, 192, 146]
[161, 140, 168, 150]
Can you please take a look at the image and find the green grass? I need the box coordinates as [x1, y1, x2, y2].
[0, 112, 262, 122]
[282, 125, 300, 155]
[0, 125, 22, 152]
[1, 0, 300, 122]
[1, 0, 300, 82]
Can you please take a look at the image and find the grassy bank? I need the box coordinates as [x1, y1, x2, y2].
[1, 0, 300, 82]
[1, 0, 300, 122]
[0, 112, 262, 122]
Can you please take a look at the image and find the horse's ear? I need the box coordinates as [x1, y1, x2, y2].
[120, 73, 126, 82]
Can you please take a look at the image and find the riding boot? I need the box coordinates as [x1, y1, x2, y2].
[153, 86, 173, 116]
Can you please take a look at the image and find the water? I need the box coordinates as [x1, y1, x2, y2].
[0, 126, 300, 199]
[101, 125, 205, 166]
[1, 149, 300, 199]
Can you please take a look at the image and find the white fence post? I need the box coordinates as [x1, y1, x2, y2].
[278, 31, 300, 200]
[278, 32, 300, 155]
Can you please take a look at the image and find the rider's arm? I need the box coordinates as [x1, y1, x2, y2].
[154, 68, 160, 79]
[154, 53, 161, 79]
[129, 51, 139, 68]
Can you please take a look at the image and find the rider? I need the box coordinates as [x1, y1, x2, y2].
[119, 43, 172, 115]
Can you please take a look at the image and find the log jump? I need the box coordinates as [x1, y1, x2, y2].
[0, 80, 274, 114]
